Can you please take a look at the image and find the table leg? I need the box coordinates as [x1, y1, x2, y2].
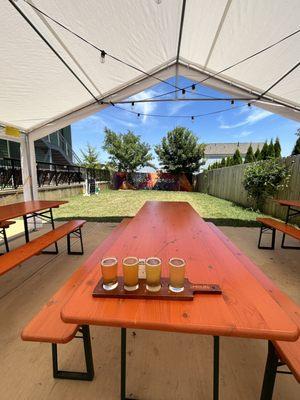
[121, 328, 127, 400]
[213, 336, 220, 400]
[49, 208, 58, 253]
[260, 341, 278, 400]
[23, 215, 30, 243]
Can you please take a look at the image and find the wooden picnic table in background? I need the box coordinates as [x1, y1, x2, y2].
[61, 201, 298, 400]
[0, 200, 67, 242]
[276, 199, 300, 224]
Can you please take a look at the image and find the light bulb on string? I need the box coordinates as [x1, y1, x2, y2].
[131, 102, 135, 110]
[137, 113, 140, 119]
[231, 100, 235, 106]
[100, 50, 106, 64]
[182, 89, 186, 98]
[191, 84, 196, 91]
[248, 102, 251, 107]
[191, 116, 195, 123]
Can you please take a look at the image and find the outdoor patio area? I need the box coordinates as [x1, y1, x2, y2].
[1, 220, 299, 400]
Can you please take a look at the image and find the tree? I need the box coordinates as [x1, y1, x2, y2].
[291, 129, 300, 155]
[274, 137, 281, 158]
[226, 156, 233, 166]
[260, 141, 269, 160]
[243, 159, 291, 210]
[155, 126, 205, 173]
[232, 148, 243, 165]
[220, 157, 226, 167]
[268, 139, 275, 158]
[254, 147, 261, 161]
[103, 128, 152, 172]
[80, 143, 101, 169]
[244, 145, 255, 163]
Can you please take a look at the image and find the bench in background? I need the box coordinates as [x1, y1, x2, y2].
[257, 217, 300, 249]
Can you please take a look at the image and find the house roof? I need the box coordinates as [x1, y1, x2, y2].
[204, 142, 264, 156]
[0, 0, 299, 139]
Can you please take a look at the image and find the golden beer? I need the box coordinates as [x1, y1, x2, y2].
[169, 258, 186, 293]
[101, 257, 118, 290]
[123, 256, 139, 291]
[145, 257, 162, 292]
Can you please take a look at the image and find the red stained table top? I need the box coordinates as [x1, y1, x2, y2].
[0, 200, 67, 223]
[61, 201, 299, 341]
[276, 200, 300, 208]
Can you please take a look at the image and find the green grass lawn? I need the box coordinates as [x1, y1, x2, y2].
[53, 189, 264, 226]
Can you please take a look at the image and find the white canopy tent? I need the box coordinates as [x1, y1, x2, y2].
[1, 0, 300, 201]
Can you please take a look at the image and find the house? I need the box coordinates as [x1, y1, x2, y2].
[203, 142, 264, 169]
[0, 126, 78, 165]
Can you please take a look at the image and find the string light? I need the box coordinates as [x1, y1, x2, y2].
[191, 116, 195, 123]
[182, 89, 186, 97]
[131, 101, 135, 110]
[248, 102, 251, 107]
[231, 100, 235, 105]
[137, 113, 140, 118]
[191, 84, 196, 91]
[100, 50, 106, 63]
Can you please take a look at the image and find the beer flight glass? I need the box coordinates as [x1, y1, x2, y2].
[100, 256, 186, 293]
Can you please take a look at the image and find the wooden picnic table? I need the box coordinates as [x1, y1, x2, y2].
[276, 199, 300, 224]
[61, 201, 298, 400]
[0, 200, 67, 243]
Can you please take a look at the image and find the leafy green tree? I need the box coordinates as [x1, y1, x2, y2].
[226, 156, 233, 166]
[220, 157, 226, 167]
[155, 126, 205, 173]
[243, 159, 291, 210]
[103, 128, 152, 172]
[291, 129, 300, 155]
[254, 147, 261, 161]
[260, 141, 269, 160]
[274, 137, 281, 158]
[232, 148, 243, 165]
[80, 143, 101, 169]
[268, 139, 275, 158]
[244, 145, 255, 163]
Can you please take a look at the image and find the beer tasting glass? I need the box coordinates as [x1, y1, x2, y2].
[145, 257, 162, 292]
[123, 256, 139, 291]
[169, 257, 186, 293]
[101, 257, 118, 290]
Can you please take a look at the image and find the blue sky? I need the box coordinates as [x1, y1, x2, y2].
[72, 76, 299, 166]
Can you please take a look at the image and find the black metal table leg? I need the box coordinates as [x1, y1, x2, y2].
[213, 336, 220, 400]
[23, 215, 30, 242]
[260, 341, 278, 400]
[121, 328, 127, 400]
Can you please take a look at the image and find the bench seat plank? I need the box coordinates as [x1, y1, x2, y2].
[257, 217, 300, 241]
[0, 220, 86, 276]
[0, 220, 16, 229]
[207, 222, 300, 382]
[21, 218, 130, 344]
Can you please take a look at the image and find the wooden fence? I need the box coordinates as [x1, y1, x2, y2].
[194, 155, 300, 221]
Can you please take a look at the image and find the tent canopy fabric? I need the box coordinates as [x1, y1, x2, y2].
[1, 0, 300, 137]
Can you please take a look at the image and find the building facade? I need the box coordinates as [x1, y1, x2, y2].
[0, 126, 74, 165]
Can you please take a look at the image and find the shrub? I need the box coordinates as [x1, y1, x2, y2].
[243, 159, 291, 210]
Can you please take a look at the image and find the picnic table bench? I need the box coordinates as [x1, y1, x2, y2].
[208, 222, 300, 399]
[0, 220, 86, 276]
[257, 217, 300, 249]
[21, 218, 130, 380]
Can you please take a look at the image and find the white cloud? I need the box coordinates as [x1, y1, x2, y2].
[233, 130, 252, 138]
[219, 108, 273, 129]
[129, 89, 158, 123]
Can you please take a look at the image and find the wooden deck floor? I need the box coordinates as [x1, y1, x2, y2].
[0, 222, 299, 400]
